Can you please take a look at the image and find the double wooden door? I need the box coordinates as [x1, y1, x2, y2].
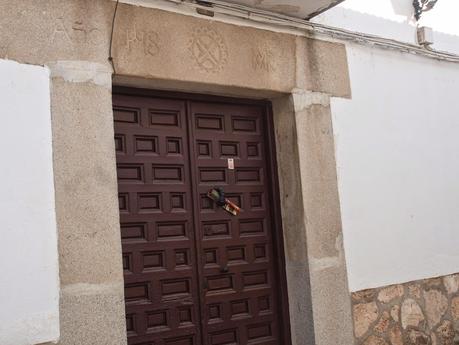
[113, 89, 290, 345]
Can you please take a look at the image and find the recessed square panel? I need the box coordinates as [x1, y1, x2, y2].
[197, 141, 212, 157]
[118, 193, 129, 213]
[247, 323, 272, 341]
[201, 194, 215, 211]
[227, 246, 245, 263]
[199, 168, 226, 184]
[157, 221, 187, 239]
[165, 336, 194, 345]
[167, 137, 182, 155]
[204, 248, 218, 265]
[161, 279, 191, 298]
[254, 244, 267, 261]
[231, 299, 250, 318]
[239, 219, 264, 236]
[203, 221, 230, 238]
[243, 271, 268, 289]
[126, 314, 136, 333]
[153, 165, 184, 183]
[175, 249, 190, 267]
[150, 109, 180, 127]
[171, 193, 186, 211]
[195, 114, 224, 131]
[247, 142, 260, 157]
[250, 193, 263, 209]
[135, 136, 158, 154]
[114, 134, 125, 153]
[114, 106, 140, 124]
[121, 223, 147, 242]
[147, 310, 169, 331]
[138, 193, 162, 213]
[178, 307, 193, 325]
[207, 275, 234, 292]
[209, 329, 237, 345]
[117, 164, 143, 182]
[235, 168, 261, 184]
[258, 296, 271, 313]
[208, 304, 222, 321]
[122, 253, 132, 271]
[232, 116, 257, 132]
[142, 251, 165, 270]
[220, 142, 239, 157]
[125, 282, 149, 302]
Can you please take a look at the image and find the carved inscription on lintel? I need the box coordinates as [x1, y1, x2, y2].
[125, 25, 160, 57]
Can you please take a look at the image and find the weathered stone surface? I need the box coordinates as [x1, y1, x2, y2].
[401, 299, 425, 329]
[443, 275, 459, 295]
[352, 274, 459, 345]
[374, 312, 391, 334]
[113, 4, 296, 93]
[389, 326, 403, 345]
[436, 320, 454, 345]
[363, 335, 389, 345]
[273, 95, 354, 345]
[409, 285, 422, 299]
[450, 297, 459, 320]
[378, 285, 404, 303]
[424, 290, 448, 327]
[300, 37, 351, 98]
[424, 278, 443, 289]
[59, 283, 127, 345]
[353, 289, 377, 303]
[354, 302, 379, 338]
[0, 0, 112, 65]
[51, 79, 123, 286]
[112, 4, 351, 97]
[405, 329, 431, 345]
[391, 305, 401, 322]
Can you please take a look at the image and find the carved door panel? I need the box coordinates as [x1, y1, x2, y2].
[114, 95, 202, 345]
[114, 91, 288, 345]
[190, 102, 281, 345]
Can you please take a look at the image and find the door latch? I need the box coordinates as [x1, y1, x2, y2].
[207, 187, 241, 216]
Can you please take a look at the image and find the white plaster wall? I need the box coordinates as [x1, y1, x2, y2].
[313, 0, 459, 55]
[330, 44, 459, 291]
[0, 59, 59, 344]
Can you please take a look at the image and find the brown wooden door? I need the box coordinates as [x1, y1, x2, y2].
[113, 89, 291, 345]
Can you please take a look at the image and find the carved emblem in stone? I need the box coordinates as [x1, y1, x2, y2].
[252, 45, 275, 72]
[51, 17, 103, 46]
[189, 27, 228, 73]
[126, 26, 160, 57]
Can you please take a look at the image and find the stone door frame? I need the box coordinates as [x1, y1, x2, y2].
[1, 1, 357, 344]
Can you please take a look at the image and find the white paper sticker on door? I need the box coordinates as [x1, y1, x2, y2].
[227, 158, 234, 170]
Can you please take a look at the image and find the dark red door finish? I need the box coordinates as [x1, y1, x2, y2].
[113, 90, 290, 345]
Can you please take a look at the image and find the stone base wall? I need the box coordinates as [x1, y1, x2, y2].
[352, 273, 459, 345]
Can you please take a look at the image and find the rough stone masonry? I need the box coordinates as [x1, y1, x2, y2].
[352, 273, 459, 345]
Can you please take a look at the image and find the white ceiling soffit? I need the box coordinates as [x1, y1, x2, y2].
[214, 0, 345, 19]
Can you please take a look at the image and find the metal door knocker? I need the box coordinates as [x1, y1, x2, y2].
[207, 187, 241, 216]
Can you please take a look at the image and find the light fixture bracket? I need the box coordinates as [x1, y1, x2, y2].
[413, 0, 438, 21]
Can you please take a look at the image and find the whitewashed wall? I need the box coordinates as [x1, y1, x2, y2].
[313, 0, 459, 54]
[0, 60, 59, 344]
[313, 1, 459, 292]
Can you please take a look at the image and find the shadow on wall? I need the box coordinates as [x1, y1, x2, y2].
[390, 0, 415, 22]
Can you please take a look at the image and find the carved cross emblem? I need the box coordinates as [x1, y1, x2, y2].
[189, 27, 228, 73]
